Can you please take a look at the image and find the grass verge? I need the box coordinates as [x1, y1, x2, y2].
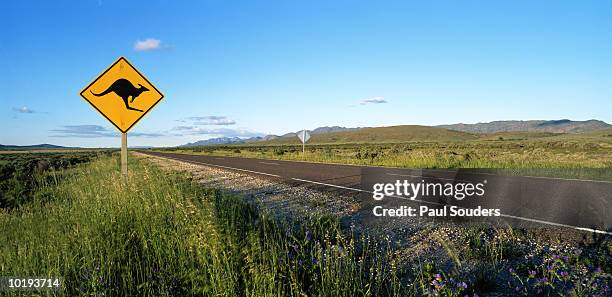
[0, 154, 405, 296]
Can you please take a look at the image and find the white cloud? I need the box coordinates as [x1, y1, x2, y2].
[50, 125, 163, 138]
[13, 106, 34, 113]
[134, 38, 162, 51]
[360, 96, 388, 105]
[181, 116, 237, 126]
[192, 116, 236, 126]
[169, 126, 263, 138]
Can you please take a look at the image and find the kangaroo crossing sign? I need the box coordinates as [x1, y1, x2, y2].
[79, 57, 164, 133]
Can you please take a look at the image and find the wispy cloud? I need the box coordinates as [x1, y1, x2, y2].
[134, 38, 172, 51]
[177, 116, 237, 126]
[13, 106, 35, 113]
[169, 126, 263, 138]
[50, 125, 163, 138]
[189, 116, 236, 126]
[360, 96, 387, 105]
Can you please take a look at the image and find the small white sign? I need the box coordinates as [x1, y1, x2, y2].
[297, 130, 311, 143]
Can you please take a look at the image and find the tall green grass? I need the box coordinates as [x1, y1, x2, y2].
[0, 155, 407, 296]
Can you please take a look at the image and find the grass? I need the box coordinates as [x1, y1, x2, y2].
[0, 151, 111, 208]
[1, 153, 609, 296]
[0, 154, 408, 296]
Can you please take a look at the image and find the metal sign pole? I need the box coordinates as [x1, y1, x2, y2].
[302, 130, 305, 154]
[121, 132, 128, 178]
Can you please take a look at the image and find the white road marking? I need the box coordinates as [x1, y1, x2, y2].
[259, 161, 280, 166]
[149, 153, 612, 236]
[160, 155, 282, 178]
[176, 153, 612, 184]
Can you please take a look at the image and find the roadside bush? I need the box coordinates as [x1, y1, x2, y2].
[273, 148, 285, 156]
[0, 151, 107, 208]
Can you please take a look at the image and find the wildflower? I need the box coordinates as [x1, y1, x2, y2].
[435, 273, 442, 281]
[458, 281, 467, 289]
[508, 268, 515, 273]
[560, 271, 569, 278]
[594, 267, 602, 273]
[528, 270, 537, 277]
[552, 254, 560, 259]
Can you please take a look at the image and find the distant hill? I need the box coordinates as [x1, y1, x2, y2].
[260, 125, 477, 145]
[180, 120, 611, 147]
[438, 120, 610, 134]
[0, 144, 72, 150]
[276, 126, 360, 138]
[181, 137, 248, 147]
[181, 126, 360, 146]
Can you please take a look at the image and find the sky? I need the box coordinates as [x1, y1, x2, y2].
[1, 0, 611, 147]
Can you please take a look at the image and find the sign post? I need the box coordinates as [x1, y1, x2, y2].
[296, 130, 311, 155]
[80, 57, 164, 178]
[121, 133, 128, 177]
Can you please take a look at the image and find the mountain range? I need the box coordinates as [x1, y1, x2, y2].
[437, 119, 610, 134]
[181, 120, 611, 146]
[5, 120, 609, 149]
[180, 126, 358, 147]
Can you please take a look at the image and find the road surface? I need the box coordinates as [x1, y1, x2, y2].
[140, 151, 612, 235]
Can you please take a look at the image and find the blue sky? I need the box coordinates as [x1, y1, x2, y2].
[1, 0, 611, 147]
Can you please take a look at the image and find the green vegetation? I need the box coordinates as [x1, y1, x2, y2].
[1, 153, 609, 296]
[0, 151, 111, 208]
[0, 154, 405, 296]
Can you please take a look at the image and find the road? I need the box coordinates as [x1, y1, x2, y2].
[140, 151, 612, 235]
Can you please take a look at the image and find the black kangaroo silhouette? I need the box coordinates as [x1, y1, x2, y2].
[90, 78, 149, 112]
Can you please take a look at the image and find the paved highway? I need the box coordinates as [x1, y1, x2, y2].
[140, 151, 612, 235]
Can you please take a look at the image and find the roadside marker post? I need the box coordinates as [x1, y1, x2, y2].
[121, 133, 128, 176]
[297, 130, 311, 155]
[79, 57, 164, 179]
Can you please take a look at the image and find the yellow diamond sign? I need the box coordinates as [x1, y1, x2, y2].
[79, 57, 164, 133]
